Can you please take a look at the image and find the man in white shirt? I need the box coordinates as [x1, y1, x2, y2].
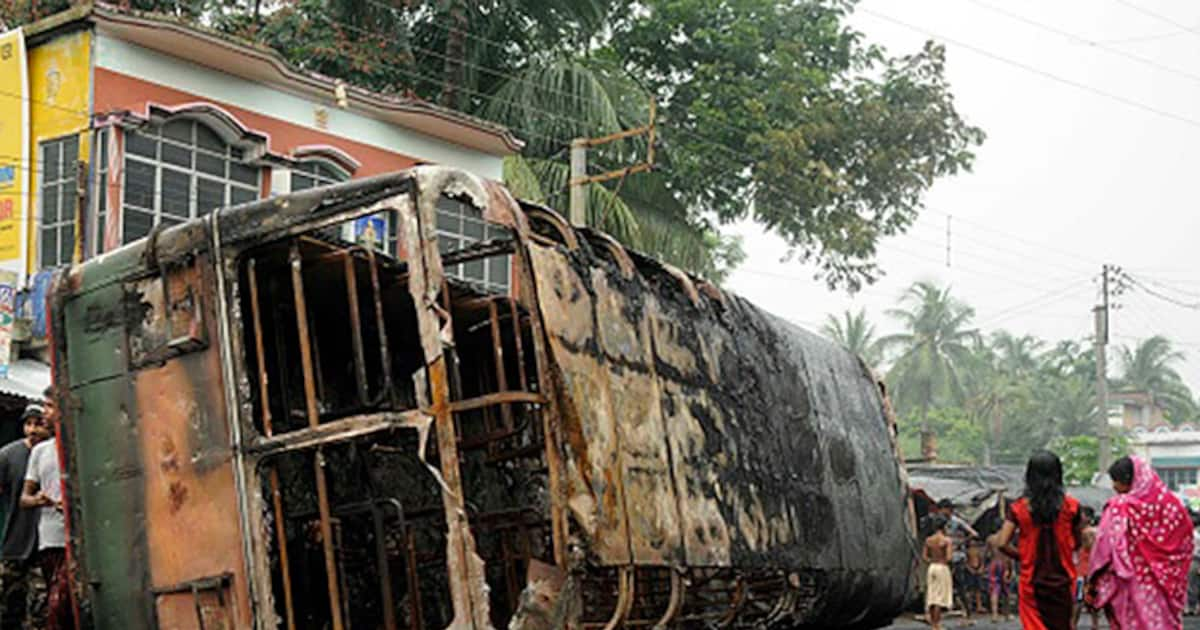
[20, 391, 70, 630]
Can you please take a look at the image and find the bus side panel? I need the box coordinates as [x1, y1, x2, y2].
[127, 255, 252, 629]
[62, 283, 154, 630]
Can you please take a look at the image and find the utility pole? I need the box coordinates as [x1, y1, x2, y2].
[945, 215, 951, 268]
[568, 99, 656, 227]
[569, 140, 588, 226]
[75, 160, 87, 264]
[1095, 264, 1111, 473]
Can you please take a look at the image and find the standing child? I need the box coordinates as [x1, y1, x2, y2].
[986, 536, 1012, 622]
[965, 538, 987, 615]
[924, 514, 954, 630]
[1074, 506, 1099, 630]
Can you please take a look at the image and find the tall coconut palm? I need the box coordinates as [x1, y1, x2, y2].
[990, 331, 1043, 376]
[486, 57, 741, 280]
[879, 281, 980, 429]
[821, 309, 881, 365]
[1117, 335, 1198, 424]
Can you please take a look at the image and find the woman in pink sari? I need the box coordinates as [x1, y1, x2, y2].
[1089, 455, 1194, 629]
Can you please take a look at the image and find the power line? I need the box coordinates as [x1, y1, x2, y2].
[1114, 333, 1200, 349]
[271, 6, 1155, 289]
[858, 7, 1200, 131]
[1134, 275, 1200, 300]
[1127, 273, 1200, 309]
[904, 213, 1095, 278]
[964, 0, 1200, 86]
[0, 87, 89, 116]
[1095, 29, 1194, 45]
[326, 7, 1160, 288]
[0, 8, 1137, 301]
[922, 207, 1103, 269]
[1111, 0, 1200, 37]
[897, 226, 1089, 288]
[977, 277, 1093, 328]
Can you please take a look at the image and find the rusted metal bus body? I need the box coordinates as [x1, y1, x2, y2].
[49, 166, 916, 630]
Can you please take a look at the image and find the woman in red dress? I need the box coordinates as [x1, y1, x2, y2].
[991, 450, 1081, 630]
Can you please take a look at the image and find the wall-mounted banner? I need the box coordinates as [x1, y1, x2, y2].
[0, 270, 18, 378]
[0, 29, 28, 285]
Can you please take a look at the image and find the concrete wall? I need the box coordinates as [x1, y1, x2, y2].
[94, 35, 504, 180]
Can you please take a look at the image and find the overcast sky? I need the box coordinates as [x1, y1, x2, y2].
[725, 0, 1200, 391]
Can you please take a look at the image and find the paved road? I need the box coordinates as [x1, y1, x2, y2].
[887, 617, 1095, 629]
[887, 615, 1200, 629]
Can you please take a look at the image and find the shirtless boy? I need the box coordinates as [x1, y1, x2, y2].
[923, 514, 954, 630]
[964, 538, 986, 614]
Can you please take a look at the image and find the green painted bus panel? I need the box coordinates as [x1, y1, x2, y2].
[63, 284, 128, 387]
[77, 244, 147, 289]
[71, 377, 142, 487]
[78, 477, 151, 630]
[69, 378, 150, 630]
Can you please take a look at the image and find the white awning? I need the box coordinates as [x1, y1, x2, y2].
[0, 360, 50, 401]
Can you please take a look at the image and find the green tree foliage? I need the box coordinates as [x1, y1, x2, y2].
[820, 308, 880, 366]
[611, 0, 984, 290]
[879, 282, 980, 426]
[897, 407, 982, 464]
[0, 0, 68, 24]
[877, 282, 1140, 467]
[1050, 434, 1129, 486]
[1117, 335, 1198, 424]
[5, 0, 981, 286]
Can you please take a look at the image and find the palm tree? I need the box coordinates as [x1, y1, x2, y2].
[488, 58, 740, 280]
[1117, 335, 1198, 424]
[990, 331, 1043, 376]
[821, 309, 881, 365]
[879, 282, 980, 431]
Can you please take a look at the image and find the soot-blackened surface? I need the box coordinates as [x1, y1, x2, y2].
[529, 239, 914, 623]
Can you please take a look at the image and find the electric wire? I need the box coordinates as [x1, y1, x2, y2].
[858, 7, 1200, 130]
[963, 0, 1200, 86]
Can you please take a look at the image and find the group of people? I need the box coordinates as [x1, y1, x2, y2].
[923, 451, 1195, 630]
[924, 504, 1020, 627]
[923, 499, 1021, 626]
[0, 393, 72, 629]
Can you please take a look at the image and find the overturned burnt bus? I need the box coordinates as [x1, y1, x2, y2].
[49, 166, 917, 629]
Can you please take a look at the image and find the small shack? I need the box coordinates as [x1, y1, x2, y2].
[907, 463, 1114, 538]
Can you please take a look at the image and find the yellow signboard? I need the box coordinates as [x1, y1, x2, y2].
[0, 28, 28, 277]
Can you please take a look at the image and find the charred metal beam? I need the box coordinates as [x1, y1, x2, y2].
[440, 238, 515, 267]
[404, 528, 424, 630]
[342, 252, 371, 405]
[244, 411, 432, 457]
[289, 242, 345, 630]
[487, 298, 513, 430]
[508, 298, 528, 391]
[217, 174, 415, 246]
[717, 577, 747, 628]
[448, 391, 544, 414]
[364, 246, 396, 406]
[511, 243, 569, 568]
[652, 571, 683, 629]
[246, 258, 297, 630]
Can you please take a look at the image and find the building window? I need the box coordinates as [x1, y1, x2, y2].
[122, 119, 260, 244]
[94, 128, 109, 258]
[291, 160, 349, 191]
[1155, 467, 1198, 491]
[435, 196, 510, 292]
[39, 134, 79, 269]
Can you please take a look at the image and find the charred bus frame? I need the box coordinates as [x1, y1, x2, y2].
[50, 167, 916, 629]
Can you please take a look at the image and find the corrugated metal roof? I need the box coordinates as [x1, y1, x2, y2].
[0, 360, 51, 401]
